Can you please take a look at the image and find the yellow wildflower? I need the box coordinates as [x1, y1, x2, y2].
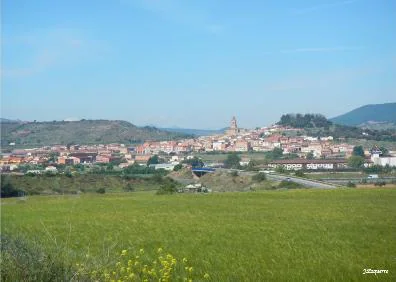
[121, 249, 127, 256]
[204, 273, 210, 279]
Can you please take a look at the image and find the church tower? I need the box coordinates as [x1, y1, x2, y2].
[230, 116, 237, 130]
[227, 116, 239, 136]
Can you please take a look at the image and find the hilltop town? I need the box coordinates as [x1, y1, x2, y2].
[1, 116, 395, 174]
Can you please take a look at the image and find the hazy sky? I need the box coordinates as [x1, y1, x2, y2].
[2, 0, 396, 129]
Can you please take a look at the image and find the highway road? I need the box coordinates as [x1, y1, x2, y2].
[264, 173, 338, 189]
[204, 168, 338, 189]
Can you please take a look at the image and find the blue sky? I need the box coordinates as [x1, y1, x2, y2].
[2, 0, 396, 129]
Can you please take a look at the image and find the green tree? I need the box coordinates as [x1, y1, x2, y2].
[246, 160, 259, 171]
[173, 164, 183, 171]
[252, 172, 267, 182]
[224, 153, 241, 169]
[106, 163, 114, 171]
[147, 155, 161, 166]
[47, 152, 59, 163]
[352, 146, 365, 157]
[182, 157, 204, 168]
[348, 155, 365, 169]
[1, 175, 22, 198]
[306, 152, 314, 159]
[269, 148, 284, 160]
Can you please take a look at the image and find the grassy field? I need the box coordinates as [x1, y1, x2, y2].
[304, 172, 366, 179]
[2, 189, 396, 281]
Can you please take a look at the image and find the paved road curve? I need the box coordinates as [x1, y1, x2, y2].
[210, 168, 338, 189]
[264, 173, 338, 189]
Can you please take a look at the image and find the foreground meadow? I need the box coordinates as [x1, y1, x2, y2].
[1, 188, 396, 281]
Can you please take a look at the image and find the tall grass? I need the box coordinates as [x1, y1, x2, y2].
[1, 189, 396, 281]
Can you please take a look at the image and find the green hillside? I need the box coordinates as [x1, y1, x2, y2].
[277, 113, 396, 141]
[1, 119, 190, 146]
[330, 102, 396, 126]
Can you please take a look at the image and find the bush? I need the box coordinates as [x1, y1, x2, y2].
[224, 153, 241, 169]
[96, 187, 106, 194]
[278, 180, 303, 189]
[151, 174, 164, 184]
[252, 172, 267, 182]
[173, 164, 183, 171]
[374, 181, 386, 187]
[275, 166, 288, 174]
[230, 170, 239, 177]
[156, 178, 178, 195]
[294, 170, 305, 177]
[1, 175, 23, 198]
[123, 183, 135, 192]
[346, 181, 356, 188]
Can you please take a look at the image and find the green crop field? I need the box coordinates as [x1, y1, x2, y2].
[1, 189, 396, 281]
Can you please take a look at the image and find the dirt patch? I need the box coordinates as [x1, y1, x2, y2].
[168, 168, 197, 185]
[200, 171, 254, 192]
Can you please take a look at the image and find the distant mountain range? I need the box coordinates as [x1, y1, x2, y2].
[330, 103, 396, 128]
[0, 118, 21, 123]
[1, 119, 191, 147]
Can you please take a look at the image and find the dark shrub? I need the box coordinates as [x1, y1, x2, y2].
[1, 175, 23, 198]
[123, 183, 135, 192]
[96, 187, 106, 194]
[278, 180, 303, 189]
[252, 172, 267, 182]
[156, 178, 178, 195]
[346, 181, 356, 188]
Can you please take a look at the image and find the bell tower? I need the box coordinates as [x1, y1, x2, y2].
[227, 116, 239, 136]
